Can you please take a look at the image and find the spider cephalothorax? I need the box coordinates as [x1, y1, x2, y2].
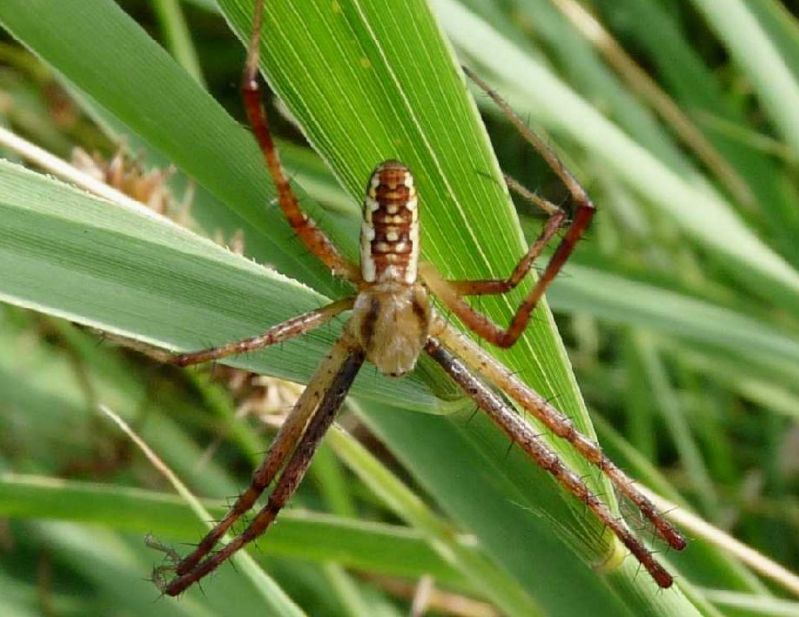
[155, 0, 686, 596]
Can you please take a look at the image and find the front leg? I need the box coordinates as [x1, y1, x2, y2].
[430, 66, 596, 347]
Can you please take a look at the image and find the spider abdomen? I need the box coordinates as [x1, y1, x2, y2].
[361, 160, 419, 284]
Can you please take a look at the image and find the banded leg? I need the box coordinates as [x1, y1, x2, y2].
[433, 315, 686, 553]
[172, 297, 353, 367]
[425, 337, 674, 588]
[420, 67, 596, 348]
[165, 340, 365, 595]
[419, 204, 567, 346]
[167, 333, 361, 581]
[242, 0, 360, 281]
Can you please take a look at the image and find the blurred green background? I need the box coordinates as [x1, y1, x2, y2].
[1, 1, 799, 615]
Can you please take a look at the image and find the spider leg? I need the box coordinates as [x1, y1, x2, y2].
[425, 336, 675, 588]
[420, 66, 595, 348]
[432, 315, 686, 553]
[241, 0, 360, 282]
[166, 332, 363, 586]
[172, 297, 354, 366]
[419, 201, 567, 345]
[463, 66, 587, 210]
[420, 187, 592, 347]
[503, 172, 561, 217]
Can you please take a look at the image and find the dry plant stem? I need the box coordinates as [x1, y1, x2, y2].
[411, 575, 435, 617]
[0, 125, 165, 219]
[425, 337, 674, 588]
[639, 485, 799, 597]
[433, 316, 686, 553]
[367, 575, 500, 617]
[166, 338, 365, 595]
[173, 297, 354, 366]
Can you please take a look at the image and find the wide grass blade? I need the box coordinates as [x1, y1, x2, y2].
[0, 160, 433, 408]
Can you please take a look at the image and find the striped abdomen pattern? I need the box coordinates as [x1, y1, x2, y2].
[360, 160, 419, 284]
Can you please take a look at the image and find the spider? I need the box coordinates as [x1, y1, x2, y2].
[155, 0, 686, 596]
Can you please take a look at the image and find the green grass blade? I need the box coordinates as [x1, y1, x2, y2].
[632, 332, 717, 516]
[436, 0, 799, 310]
[0, 0, 712, 613]
[214, 0, 689, 610]
[0, 0, 343, 293]
[327, 423, 546, 617]
[152, 0, 206, 86]
[690, 0, 799, 157]
[0, 160, 434, 409]
[29, 521, 261, 617]
[549, 265, 799, 370]
[600, 0, 799, 264]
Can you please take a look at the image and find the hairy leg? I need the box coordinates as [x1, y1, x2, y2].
[164, 338, 365, 595]
[503, 172, 562, 216]
[241, 0, 360, 281]
[432, 314, 686, 552]
[419, 205, 565, 344]
[426, 336, 674, 588]
[420, 67, 596, 348]
[163, 332, 362, 584]
[173, 297, 353, 366]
